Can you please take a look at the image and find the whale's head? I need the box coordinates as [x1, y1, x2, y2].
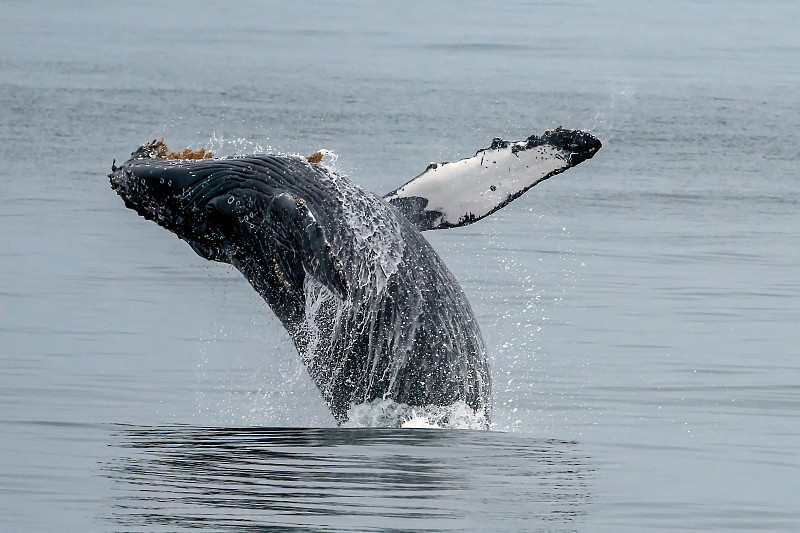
[108, 141, 239, 262]
[109, 141, 350, 307]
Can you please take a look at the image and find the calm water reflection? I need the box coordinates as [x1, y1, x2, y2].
[105, 426, 592, 532]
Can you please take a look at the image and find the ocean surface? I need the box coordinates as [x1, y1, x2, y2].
[1, 0, 798, 531]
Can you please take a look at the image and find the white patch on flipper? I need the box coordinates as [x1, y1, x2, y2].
[386, 142, 570, 227]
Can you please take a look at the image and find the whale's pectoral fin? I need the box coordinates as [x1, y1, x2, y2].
[383, 128, 601, 231]
[211, 192, 349, 299]
[275, 194, 350, 300]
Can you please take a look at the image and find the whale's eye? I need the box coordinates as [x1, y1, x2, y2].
[205, 203, 216, 214]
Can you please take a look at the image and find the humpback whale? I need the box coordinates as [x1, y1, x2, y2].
[109, 128, 601, 424]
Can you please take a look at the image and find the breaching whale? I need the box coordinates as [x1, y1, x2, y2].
[109, 128, 601, 424]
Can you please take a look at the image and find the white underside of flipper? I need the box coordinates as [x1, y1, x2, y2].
[383, 129, 600, 231]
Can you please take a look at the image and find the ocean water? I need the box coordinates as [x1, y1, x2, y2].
[1, 0, 798, 531]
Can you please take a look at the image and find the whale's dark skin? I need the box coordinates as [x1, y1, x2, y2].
[109, 130, 601, 424]
[110, 145, 490, 422]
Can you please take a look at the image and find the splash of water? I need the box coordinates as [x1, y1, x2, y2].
[342, 398, 490, 430]
[205, 132, 268, 156]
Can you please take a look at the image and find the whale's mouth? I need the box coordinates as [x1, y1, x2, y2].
[108, 142, 216, 239]
[108, 170, 194, 233]
[109, 158, 229, 263]
[108, 140, 213, 196]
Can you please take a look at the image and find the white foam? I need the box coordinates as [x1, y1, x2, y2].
[342, 398, 490, 430]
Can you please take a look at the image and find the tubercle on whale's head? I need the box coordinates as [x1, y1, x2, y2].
[128, 138, 215, 161]
[524, 127, 602, 167]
